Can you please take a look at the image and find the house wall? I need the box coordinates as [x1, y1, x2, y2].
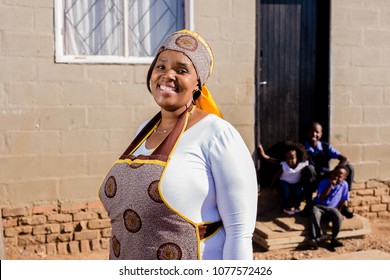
[0, 0, 256, 208]
[0, 0, 256, 258]
[331, 0, 390, 182]
[1, 0, 390, 259]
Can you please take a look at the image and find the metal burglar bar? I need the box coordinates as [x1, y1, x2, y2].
[62, 0, 185, 59]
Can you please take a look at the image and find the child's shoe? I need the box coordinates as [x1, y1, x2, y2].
[340, 205, 354, 219]
[283, 208, 295, 215]
[330, 238, 344, 248]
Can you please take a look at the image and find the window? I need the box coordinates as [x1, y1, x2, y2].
[54, 0, 193, 64]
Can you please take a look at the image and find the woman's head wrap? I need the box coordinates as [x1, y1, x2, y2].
[146, 30, 222, 118]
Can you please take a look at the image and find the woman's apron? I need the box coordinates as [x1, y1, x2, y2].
[99, 107, 221, 260]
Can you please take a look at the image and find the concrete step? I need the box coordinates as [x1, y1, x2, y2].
[254, 212, 371, 251]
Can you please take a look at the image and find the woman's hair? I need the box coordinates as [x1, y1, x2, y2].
[283, 141, 308, 162]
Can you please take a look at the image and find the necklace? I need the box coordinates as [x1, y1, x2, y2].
[154, 129, 169, 134]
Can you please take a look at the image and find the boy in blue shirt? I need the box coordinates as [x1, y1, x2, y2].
[301, 122, 354, 217]
[308, 165, 349, 250]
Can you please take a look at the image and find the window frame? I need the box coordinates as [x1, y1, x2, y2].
[54, 0, 194, 64]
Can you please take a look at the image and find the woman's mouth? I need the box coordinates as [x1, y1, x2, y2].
[159, 84, 177, 93]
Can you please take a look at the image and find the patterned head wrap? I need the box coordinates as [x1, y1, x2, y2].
[147, 30, 222, 118]
[154, 29, 213, 86]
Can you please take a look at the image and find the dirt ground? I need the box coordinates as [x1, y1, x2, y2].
[7, 218, 390, 260]
[253, 218, 390, 260]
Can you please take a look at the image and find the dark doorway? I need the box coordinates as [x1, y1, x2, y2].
[255, 0, 331, 153]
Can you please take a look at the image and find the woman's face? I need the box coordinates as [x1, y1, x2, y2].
[150, 50, 199, 112]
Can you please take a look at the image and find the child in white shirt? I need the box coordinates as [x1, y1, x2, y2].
[258, 141, 309, 215]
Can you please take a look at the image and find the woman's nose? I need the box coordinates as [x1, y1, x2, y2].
[162, 70, 175, 80]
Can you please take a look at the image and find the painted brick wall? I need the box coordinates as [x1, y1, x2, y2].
[331, 0, 390, 182]
[0, 0, 256, 208]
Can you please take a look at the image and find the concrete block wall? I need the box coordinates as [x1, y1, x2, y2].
[331, 0, 390, 182]
[0, 0, 256, 258]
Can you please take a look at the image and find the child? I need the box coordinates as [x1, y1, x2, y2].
[301, 122, 354, 217]
[258, 141, 309, 215]
[309, 165, 350, 250]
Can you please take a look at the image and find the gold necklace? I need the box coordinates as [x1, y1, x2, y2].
[154, 128, 169, 134]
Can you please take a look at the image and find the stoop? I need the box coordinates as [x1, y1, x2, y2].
[253, 212, 371, 251]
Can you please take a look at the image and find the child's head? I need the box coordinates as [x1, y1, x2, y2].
[307, 122, 323, 147]
[330, 165, 349, 185]
[284, 141, 308, 168]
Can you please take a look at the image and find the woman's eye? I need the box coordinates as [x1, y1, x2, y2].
[177, 69, 187, 74]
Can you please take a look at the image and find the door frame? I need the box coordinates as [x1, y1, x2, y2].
[255, 0, 332, 149]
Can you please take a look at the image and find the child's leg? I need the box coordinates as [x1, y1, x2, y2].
[279, 180, 292, 210]
[310, 205, 324, 239]
[292, 183, 303, 209]
[324, 207, 343, 239]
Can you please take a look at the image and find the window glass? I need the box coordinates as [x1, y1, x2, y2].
[55, 0, 192, 63]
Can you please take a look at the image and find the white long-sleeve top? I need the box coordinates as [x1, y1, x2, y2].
[133, 114, 258, 260]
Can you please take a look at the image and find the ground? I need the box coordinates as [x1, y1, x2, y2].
[253, 218, 390, 260]
[7, 218, 390, 260]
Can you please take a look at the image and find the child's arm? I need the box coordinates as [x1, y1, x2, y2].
[318, 177, 336, 200]
[257, 144, 279, 165]
[337, 200, 347, 211]
[337, 154, 349, 166]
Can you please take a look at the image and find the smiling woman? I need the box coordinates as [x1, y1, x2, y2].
[99, 30, 258, 260]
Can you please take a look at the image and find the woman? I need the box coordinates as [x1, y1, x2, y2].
[99, 30, 258, 260]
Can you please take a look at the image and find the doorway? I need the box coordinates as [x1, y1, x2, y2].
[255, 0, 331, 151]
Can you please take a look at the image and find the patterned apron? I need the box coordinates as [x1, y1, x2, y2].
[99, 107, 221, 260]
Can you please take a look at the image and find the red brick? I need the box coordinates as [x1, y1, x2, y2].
[4, 237, 17, 246]
[2, 218, 18, 228]
[2, 207, 30, 218]
[378, 211, 390, 219]
[60, 202, 87, 213]
[100, 238, 109, 249]
[47, 213, 72, 223]
[367, 180, 388, 189]
[361, 196, 381, 205]
[68, 241, 80, 254]
[80, 240, 91, 253]
[57, 242, 68, 255]
[371, 204, 388, 212]
[32, 204, 58, 214]
[91, 239, 100, 251]
[87, 200, 104, 210]
[357, 189, 374, 196]
[382, 195, 390, 203]
[60, 223, 74, 233]
[101, 228, 111, 237]
[46, 243, 57, 255]
[4, 227, 16, 237]
[33, 224, 60, 235]
[72, 211, 98, 221]
[15, 225, 33, 234]
[35, 244, 46, 256]
[88, 219, 110, 229]
[18, 235, 45, 246]
[74, 230, 98, 241]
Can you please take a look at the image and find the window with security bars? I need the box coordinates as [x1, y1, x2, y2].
[55, 0, 193, 64]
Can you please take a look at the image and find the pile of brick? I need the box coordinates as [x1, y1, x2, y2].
[2, 200, 110, 259]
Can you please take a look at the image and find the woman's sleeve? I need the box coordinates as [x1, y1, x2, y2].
[208, 125, 258, 260]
